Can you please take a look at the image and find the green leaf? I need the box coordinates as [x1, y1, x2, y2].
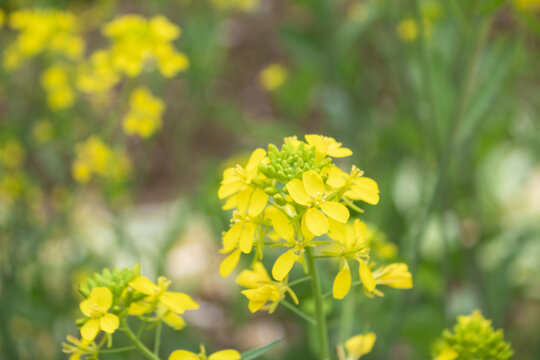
[241, 339, 282, 360]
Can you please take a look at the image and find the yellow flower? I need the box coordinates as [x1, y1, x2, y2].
[0, 140, 25, 169]
[305, 134, 353, 160]
[259, 63, 287, 91]
[396, 18, 418, 42]
[62, 335, 97, 360]
[102, 15, 189, 78]
[32, 120, 53, 144]
[128, 276, 198, 329]
[218, 148, 267, 201]
[123, 87, 165, 138]
[41, 64, 75, 110]
[3, 9, 84, 70]
[236, 262, 298, 313]
[286, 170, 350, 236]
[325, 165, 380, 205]
[366, 263, 413, 297]
[434, 347, 458, 360]
[515, 0, 540, 11]
[76, 50, 120, 94]
[169, 346, 241, 360]
[344, 332, 376, 359]
[0, 9, 4, 28]
[79, 287, 119, 341]
[326, 219, 375, 299]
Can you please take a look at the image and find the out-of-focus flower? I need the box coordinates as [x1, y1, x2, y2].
[32, 120, 54, 144]
[71, 136, 130, 183]
[0, 139, 25, 169]
[396, 18, 419, 42]
[432, 310, 513, 360]
[3, 9, 84, 70]
[62, 335, 97, 360]
[211, 0, 259, 13]
[364, 263, 413, 297]
[41, 64, 75, 110]
[0, 9, 5, 28]
[259, 63, 287, 91]
[515, 0, 540, 11]
[76, 50, 120, 94]
[123, 87, 165, 138]
[102, 15, 189, 78]
[169, 345, 241, 360]
[79, 287, 119, 341]
[338, 332, 376, 360]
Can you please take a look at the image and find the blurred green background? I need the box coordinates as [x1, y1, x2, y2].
[1, 0, 540, 359]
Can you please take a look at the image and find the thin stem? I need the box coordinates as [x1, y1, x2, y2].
[281, 299, 316, 325]
[305, 247, 330, 360]
[99, 346, 137, 354]
[288, 276, 311, 287]
[122, 318, 161, 360]
[153, 321, 162, 355]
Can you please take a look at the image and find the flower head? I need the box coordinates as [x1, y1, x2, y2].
[123, 87, 165, 138]
[259, 63, 287, 91]
[339, 332, 376, 360]
[79, 287, 119, 341]
[169, 345, 241, 360]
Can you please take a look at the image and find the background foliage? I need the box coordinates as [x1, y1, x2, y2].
[1, 0, 539, 359]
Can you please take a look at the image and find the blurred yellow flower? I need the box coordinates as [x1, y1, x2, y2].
[515, 0, 540, 11]
[345, 332, 376, 359]
[103, 15, 189, 78]
[169, 346, 241, 360]
[366, 263, 413, 297]
[259, 63, 287, 91]
[79, 287, 119, 341]
[32, 120, 54, 144]
[62, 335, 96, 360]
[41, 64, 75, 110]
[0, 9, 4, 28]
[212, 0, 259, 13]
[76, 50, 120, 94]
[0, 139, 25, 169]
[396, 18, 418, 42]
[3, 9, 84, 70]
[123, 87, 165, 138]
[71, 136, 130, 183]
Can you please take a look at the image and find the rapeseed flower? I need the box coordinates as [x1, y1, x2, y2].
[169, 345, 240, 360]
[76, 50, 120, 94]
[79, 287, 119, 341]
[396, 18, 418, 42]
[259, 63, 287, 91]
[62, 335, 97, 360]
[340, 332, 376, 360]
[41, 64, 75, 110]
[123, 87, 165, 138]
[103, 15, 188, 78]
[3, 9, 83, 70]
[366, 263, 413, 297]
[236, 262, 298, 313]
[515, 0, 540, 11]
[128, 276, 198, 330]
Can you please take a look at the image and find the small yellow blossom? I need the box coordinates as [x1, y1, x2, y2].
[236, 262, 298, 313]
[366, 263, 413, 297]
[305, 134, 353, 160]
[103, 15, 189, 78]
[344, 332, 376, 359]
[259, 63, 287, 91]
[0, 139, 25, 169]
[515, 0, 540, 11]
[32, 120, 54, 144]
[76, 50, 120, 94]
[286, 170, 350, 236]
[123, 87, 165, 138]
[128, 276, 198, 329]
[397, 18, 418, 42]
[62, 335, 96, 360]
[325, 165, 380, 205]
[41, 64, 75, 110]
[169, 345, 241, 360]
[3, 9, 83, 70]
[79, 287, 119, 341]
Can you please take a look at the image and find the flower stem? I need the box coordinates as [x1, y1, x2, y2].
[154, 321, 162, 355]
[281, 299, 316, 325]
[122, 318, 161, 360]
[305, 247, 330, 360]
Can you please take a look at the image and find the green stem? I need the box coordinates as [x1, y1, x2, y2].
[288, 276, 311, 287]
[281, 299, 316, 325]
[154, 321, 162, 355]
[122, 318, 161, 360]
[305, 247, 330, 360]
[99, 346, 137, 354]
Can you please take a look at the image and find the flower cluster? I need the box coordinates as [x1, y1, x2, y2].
[123, 87, 165, 138]
[64, 266, 240, 360]
[71, 136, 131, 183]
[218, 135, 413, 313]
[432, 310, 513, 360]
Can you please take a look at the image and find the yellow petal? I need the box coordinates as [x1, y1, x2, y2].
[129, 276, 160, 295]
[301, 214, 315, 241]
[328, 217, 346, 242]
[302, 170, 324, 196]
[162, 312, 186, 330]
[218, 180, 241, 199]
[80, 318, 100, 341]
[434, 347, 459, 360]
[89, 287, 113, 311]
[236, 262, 271, 288]
[286, 178, 310, 206]
[333, 261, 352, 299]
[237, 188, 251, 214]
[208, 350, 241, 360]
[239, 222, 256, 253]
[347, 177, 379, 204]
[168, 350, 199, 360]
[305, 208, 329, 236]
[128, 301, 151, 315]
[345, 332, 376, 357]
[327, 146, 352, 158]
[245, 148, 266, 177]
[267, 207, 295, 241]
[320, 201, 349, 223]
[160, 292, 199, 314]
[359, 261, 376, 292]
[376, 263, 413, 289]
[220, 249, 241, 277]
[248, 188, 268, 217]
[272, 249, 296, 281]
[79, 298, 94, 318]
[100, 313, 119, 334]
[222, 223, 242, 252]
[325, 166, 347, 188]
